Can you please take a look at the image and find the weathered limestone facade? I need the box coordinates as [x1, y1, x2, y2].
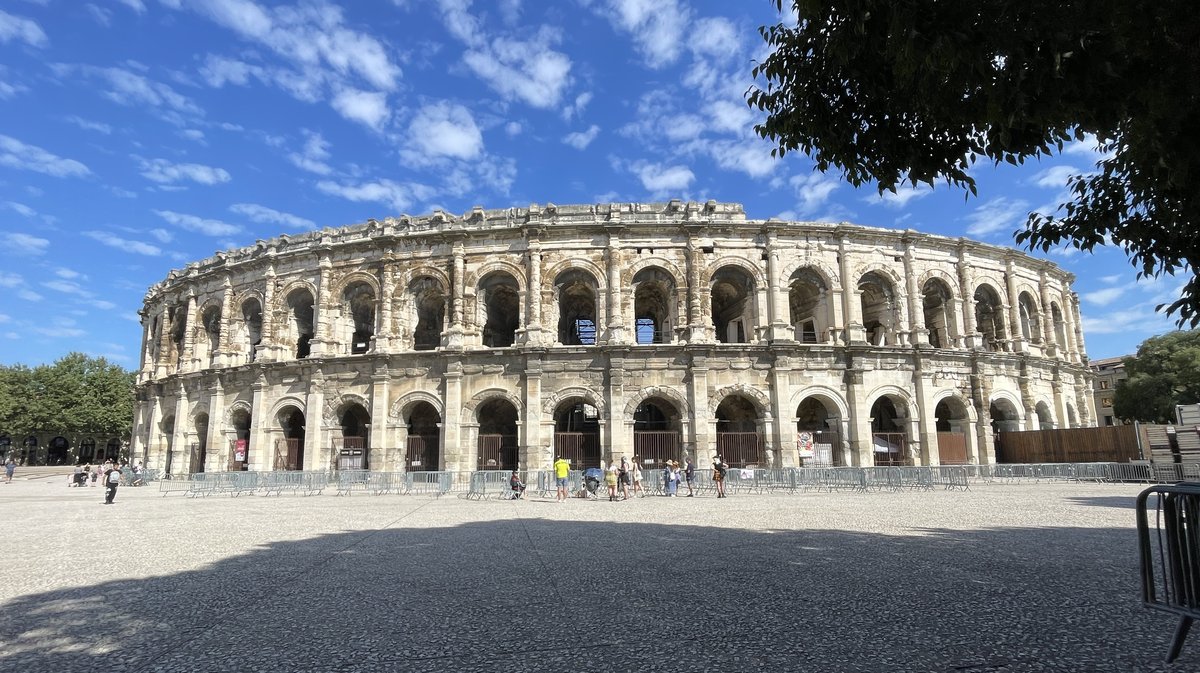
[132, 201, 1094, 475]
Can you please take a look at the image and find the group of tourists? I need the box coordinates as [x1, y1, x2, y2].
[537, 454, 730, 502]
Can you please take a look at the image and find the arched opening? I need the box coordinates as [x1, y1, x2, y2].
[192, 413, 209, 474]
[48, 435, 70, 466]
[1051, 302, 1068, 352]
[934, 398, 970, 464]
[796, 397, 843, 466]
[275, 407, 305, 470]
[711, 266, 756, 344]
[198, 304, 221, 367]
[337, 404, 370, 470]
[342, 281, 376, 355]
[869, 396, 908, 466]
[409, 276, 446, 351]
[79, 437, 97, 464]
[480, 273, 520, 347]
[990, 398, 1023, 462]
[555, 270, 598, 346]
[1018, 292, 1040, 343]
[476, 398, 519, 470]
[922, 279, 955, 349]
[21, 436, 38, 466]
[405, 402, 442, 471]
[553, 400, 601, 468]
[240, 298, 263, 363]
[632, 267, 675, 344]
[1035, 401, 1055, 430]
[788, 268, 828, 343]
[103, 438, 121, 463]
[159, 416, 175, 475]
[633, 397, 681, 467]
[230, 407, 252, 471]
[859, 271, 898, 346]
[974, 285, 1007, 351]
[286, 289, 315, 359]
[715, 395, 762, 467]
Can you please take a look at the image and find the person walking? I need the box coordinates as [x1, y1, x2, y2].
[713, 456, 728, 498]
[618, 456, 630, 500]
[4, 456, 15, 484]
[663, 460, 679, 496]
[631, 458, 644, 497]
[102, 463, 121, 504]
[553, 455, 570, 502]
[604, 463, 619, 501]
[684, 457, 696, 497]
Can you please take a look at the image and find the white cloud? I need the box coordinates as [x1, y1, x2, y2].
[0, 10, 49, 47]
[331, 88, 390, 131]
[0, 272, 22, 288]
[562, 124, 600, 150]
[316, 178, 436, 213]
[869, 184, 933, 209]
[5, 201, 36, 217]
[964, 197, 1030, 237]
[404, 102, 483, 162]
[230, 203, 315, 230]
[562, 91, 592, 120]
[0, 135, 90, 178]
[83, 231, 162, 256]
[43, 279, 93, 297]
[93, 300, 118, 311]
[55, 268, 83, 280]
[1032, 165, 1080, 189]
[87, 4, 113, 26]
[1081, 305, 1176, 336]
[435, 0, 484, 46]
[1100, 274, 1123, 285]
[180, 128, 206, 143]
[707, 139, 776, 178]
[663, 113, 706, 143]
[707, 100, 753, 134]
[4, 232, 49, 255]
[1083, 287, 1126, 306]
[504, 121, 522, 136]
[139, 158, 231, 185]
[632, 161, 694, 193]
[118, 0, 147, 13]
[689, 17, 739, 60]
[790, 173, 841, 214]
[462, 32, 572, 109]
[154, 210, 242, 236]
[288, 130, 333, 175]
[52, 64, 203, 118]
[595, 0, 691, 68]
[18, 289, 45, 302]
[64, 115, 113, 134]
[149, 228, 172, 243]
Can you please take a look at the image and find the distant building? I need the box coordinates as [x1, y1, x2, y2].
[1089, 355, 1130, 426]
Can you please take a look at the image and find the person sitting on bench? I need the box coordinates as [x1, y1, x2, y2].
[509, 470, 526, 499]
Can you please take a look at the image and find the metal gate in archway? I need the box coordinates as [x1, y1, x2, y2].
[937, 432, 968, 464]
[633, 431, 679, 467]
[478, 434, 518, 471]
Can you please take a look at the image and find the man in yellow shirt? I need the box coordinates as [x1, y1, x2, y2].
[553, 456, 570, 502]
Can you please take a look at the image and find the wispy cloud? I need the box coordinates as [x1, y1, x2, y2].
[63, 115, 113, 134]
[0, 10, 49, 48]
[0, 135, 90, 178]
[139, 158, 230, 185]
[316, 178, 436, 213]
[51, 63, 203, 119]
[964, 197, 1030, 237]
[631, 161, 693, 195]
[3, 232, 49, 255]
[790, 172, 841, 215]
[331, 87, 389, 131]
[868, 184, 933, 209]
[562, 125, 600, 150]
[403, 102, 483, 163]
[154, 209, 241, 236]
[288, 130, 333, 175]
[592, 0, 691, 69]
[83, 230, 162, 256]
[1083, 287, 1126, 306]
[230, 203, 314, 230]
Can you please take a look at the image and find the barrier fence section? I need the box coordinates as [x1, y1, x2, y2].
[1135, 483, 1200, 663]
[155, 462, 1200, 499]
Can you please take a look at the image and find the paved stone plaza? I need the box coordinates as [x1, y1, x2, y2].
[0, 477, 1193, 672]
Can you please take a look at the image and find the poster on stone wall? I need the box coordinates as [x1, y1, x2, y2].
[234, 439, 246, 462]
[798, 432, 815, 459]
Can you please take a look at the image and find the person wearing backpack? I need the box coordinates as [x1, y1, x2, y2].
[712, 456, 728, 498]
[103, 464, 121, 504]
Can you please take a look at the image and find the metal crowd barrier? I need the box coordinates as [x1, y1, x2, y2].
[535, 469, 583, 497]
[466, 470, 517, 500]
[405, 471, 455, 496]
[1136, 483, 1200, 663]
[261, 470, 328, 496]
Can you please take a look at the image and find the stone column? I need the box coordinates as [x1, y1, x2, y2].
[1005, 257, 1023, 352]
[685, 239, 714, 343]
[1069, 293, 1086, 363]
[216, 278, 234, 367]
[144, 394, 161, 468]
[844, 365, 870, 466]
[689, 353, 713, 462]
[170, 382, 188, 475]
[260, 265, 277, 362]
[770, 353, 795, 466]
[138, 314, 154, 382]
[605, 348, 628, 463]
[443, 242, 466, 349]
[181, 292, 198, 372]
[971, 373, 995, 464]
[904, 240, 927, 346]
[957, 249, 979, 349]
[310, 252, 334, 356]
[1038, 270, 1056, 356]
[370, 365, 389, 469]
[303, 370, 325, 471]
[839, 237, 865, 343]
[442, 362, 464, 470]
[249, 373, 269, 471]
[155, 305, 174, 378]
[376, 262, 394, 353]
[605, 228, 628, 344]
[207, 377, 225, 472]
[522, 353, 544, 470]
[913, 369, 937, 465]
[519, 243, 544, 345]
[765, 229, 792, 342]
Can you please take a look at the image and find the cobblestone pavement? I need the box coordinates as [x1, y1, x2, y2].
[0, 479, 1192, 673]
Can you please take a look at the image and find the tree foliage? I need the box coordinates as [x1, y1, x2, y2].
[0, 353, 134, 446]
[748, 0, 1200, 326]
[1112, 331, 1200, 423]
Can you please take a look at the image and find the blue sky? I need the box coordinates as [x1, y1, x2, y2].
[0, 0, 1184, 368]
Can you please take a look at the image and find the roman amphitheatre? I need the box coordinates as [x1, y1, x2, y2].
[132, 201, 1092, 476]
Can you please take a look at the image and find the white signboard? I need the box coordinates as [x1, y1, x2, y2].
[798, 432, 815, 459]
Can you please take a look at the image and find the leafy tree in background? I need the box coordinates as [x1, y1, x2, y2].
[748, 0, 1200, 326]
[0, 354, 134, 452]
[1113, 331, 1200, 423]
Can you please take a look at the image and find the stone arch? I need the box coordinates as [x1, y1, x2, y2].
[781, 258, 840, 291]
[398, 265, 451, 291]
[704, 255, 767, 286]
[917, 267, 958, 291]
[1035, 399, 1056, 429]
[865, 385, 915, 418]
[276, 278, 318, 305]
[544, 257, 609, 293]
[268, 396, 308, 419]
[790, 385, 851, 421]
[553, 267, 601, 345]
[234, 287, 265, 311]
[853, 261, 904, 286]
[465, 260, 527, 292]
[708, 383, 772, 418]
[324, 393, 371, 426]
[542, 386, 607, 419]
[388, 391, 445, 421]
[858, 269, 902, 346]
[225, 399, 253, 427]
[463, 388, 525, 419]
[710, 263, 759, 344]
[188, 400, 210, 420]
[331, 270, 381, 297]
[989, 389, 1026, 422]
[623, 385, 692, 419]
[930, 389, 978, 423]
[621, 256, 685, 287]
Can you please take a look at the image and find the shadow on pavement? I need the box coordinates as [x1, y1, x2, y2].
[0, 518, 1191, 673]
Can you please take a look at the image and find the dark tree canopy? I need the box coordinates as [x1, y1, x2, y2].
[1112, 331, 1200, 423]
[748, 0, 1200, 326]
[0, 353, 134, 448]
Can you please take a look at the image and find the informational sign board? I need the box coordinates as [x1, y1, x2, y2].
[798, 432, 815, 459]
[234, 439, 247, 462]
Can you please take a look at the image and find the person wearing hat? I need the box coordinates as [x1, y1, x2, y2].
[663, 460, 679, 497]
[712, 456, 728, 498]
